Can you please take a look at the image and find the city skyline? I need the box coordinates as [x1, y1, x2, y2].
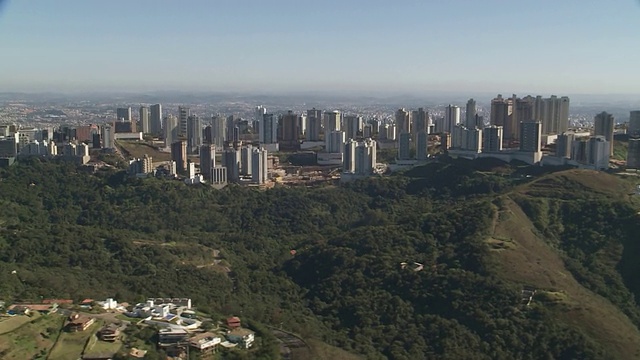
[1, 0, 640, 95]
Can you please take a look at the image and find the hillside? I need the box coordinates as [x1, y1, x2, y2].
[0, 159, 639, 359]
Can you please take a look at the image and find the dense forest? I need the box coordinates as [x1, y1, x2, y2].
[0, 158, 639, 359]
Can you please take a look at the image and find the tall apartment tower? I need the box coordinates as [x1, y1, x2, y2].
[556, 132, 575, 158]
[255, 106, 266, 128]
[465, 99, 477, 129]
[171, 140, 187, 174]
[222, 148, 240, 182]
[306, 108, 322, 141]
[412, 108, 429, 135]
[355, 139, 377, 175]
[629, 111, 640, 138]
[279, 110, 299, 150]
[627, 138, 640, 169]
[398, 133, 411, 160]
[199, 144, 216, 180]
[116, 107, 132, 121]
[343, 139, 357, 173]
[211, 115, 226, 150]
[251, 147, 268, 184]
[150, 104, 162, 135]
[482, 126, 503, 152]
[101, 124, 114, 149]
[594, 111, 614, 156]
[178, 106, 190, 138]
[326, 131, 346, 154]
[139, 106, 150, 134]
[395, 108, 411, 135]
[260, 113, 278, 145]
[519, 122, 542, 153]
[324, 111, 341, 132]
[587, 136, 610, 170]
[187, 115, 202, 153]
[490, 95, 509, 130]
[415, 131, 428, 160]
[444, 105, 460, 134]
[164, 115, 178, 148]
[240, 145, 253, 176]
[344, 115, 363, 140]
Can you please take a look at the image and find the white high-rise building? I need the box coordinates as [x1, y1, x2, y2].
[355, 138, 377, 175]
[164, 115, 178, 148]
[251, 147, 268, 184]
[444, 105, 460, 133]
[211, 166, 227, 185]
[465, 99, 477, 129]
[255, 106, 266, 128]
[139, 106, 150, 134]
[326, 130, 345, 154]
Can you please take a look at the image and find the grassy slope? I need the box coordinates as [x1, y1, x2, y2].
[0, 313, 64, 359]
[489, 170, 640, 359]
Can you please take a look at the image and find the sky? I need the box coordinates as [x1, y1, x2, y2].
[1, 0, 639, 95]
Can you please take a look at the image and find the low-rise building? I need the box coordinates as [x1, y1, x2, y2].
[97, 324, 121, 342]
[189, 332, 222, 354]
[226, 328, 255, 349]
[66, 314, 95, 332]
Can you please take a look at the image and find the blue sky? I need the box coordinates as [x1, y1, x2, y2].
[1, 0, 639, 95]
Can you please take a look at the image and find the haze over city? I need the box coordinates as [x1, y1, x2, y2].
[1, 0, 640, 96]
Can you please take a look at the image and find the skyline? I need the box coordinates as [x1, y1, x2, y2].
[1, 1, 640, 95]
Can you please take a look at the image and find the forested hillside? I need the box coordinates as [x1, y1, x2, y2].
[0, 158, 639, 359]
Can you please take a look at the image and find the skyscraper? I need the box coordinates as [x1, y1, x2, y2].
[344, 115, 362, 140]
[452, 125, 482, 152]
[255, 106, 266, 129]
[465, 99, 477, 129]
[139, 106, 150, 134]
[116, 107, 132, 121]
[355, 138, 376, 175]
[594, 111, 614, 156]
[251, 147, 268, 184]
[490, 95, 509, 131]
[444, 105, 460, 133]
[279, 110, 299, 150]
[222, 148, 240, 182]
[343, 139, 357, 173]
[101, 124, 114, 149]
[326, 130, 346, 154]
[398, 132, 411, 160]
[519, 122, 542, 153]
[324, 111, 341, 132]
[260, 113, 278, 145]
[416, 131, 428, 160]
[395, 108, 410, 134]
[178, 106, 190, 138]
[540, 95, 570, 135]
[629, 111, 640, 138]
[150, 104, 162, 135]
[412, 108, 429, 135]
[482, 126, 503, 152]
[163, 115, 178, 148]
[171, 140, 187, 174]
[555, 132, 575, 158]
[211, 115, 226, 150]
[306, 108, 322, 141]
[240, 145, 253, 176]
[225, 115, 237, 145]
[587, 136, 610, 170]
[199, 144, 215, 180]
[187, 115, 202, 153]
[627, 138, 640, 168]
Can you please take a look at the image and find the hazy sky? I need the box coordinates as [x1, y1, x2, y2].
[1, 0, 639, 95]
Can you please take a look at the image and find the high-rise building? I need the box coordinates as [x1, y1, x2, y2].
[519, 122, 542, 153]
[324, 111, 341, 132]
[587, 136, 610, 170]
[355, 138, 377, 175]
[363, 124, 373, 138]
[627, 138, 640, 169]
[255, 106, 266, 130]
[555, 132, 575, 158]
[164, 115, 178, 148]
[150, 104, 162, 135]
[116, 107, 132, 121]
[326, 130, 345, 154]
[415, 131, 428, 160]
[101, 124, 114, 149]
[629, 111, 640, 138]
[540, 96, 570, 135]
[482, 126, 503, 152]
[222, 148, 240, 182]
[260, 113, 278, 145]
[444, 105, 460, 134]
[199, 144, 215, 180]
[344, 115, 362, 140]
[251, 147, 268, 184]
[513, 97, 534, 140]
[343, 139, 357, 173]
[571, 138, 588, 163]
[380, 124, 396, 141]
[225, 115, 237, 144]
[211, 166, 227, 186]
[139, 106, 150, 134]
[178, 107, 190, 138]
[279, 110, 299, 150]
[398, 132, 411, 160]
[594, 111, 614, 156]
[306, 108, 322, 141]
[412, 108, 429, 135]
[171, 140, 187, 174]
[187, 115, 202, 153]
[211, 115, 226, 150]
[395, 109, 410, 134]
[465, 99, 477, 129]
[490, 95, 509, 132]
[452, 125, 482, 152]
[240, 145, 253, 176]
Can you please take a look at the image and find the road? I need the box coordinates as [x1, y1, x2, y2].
[270, 328, 310, 360]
